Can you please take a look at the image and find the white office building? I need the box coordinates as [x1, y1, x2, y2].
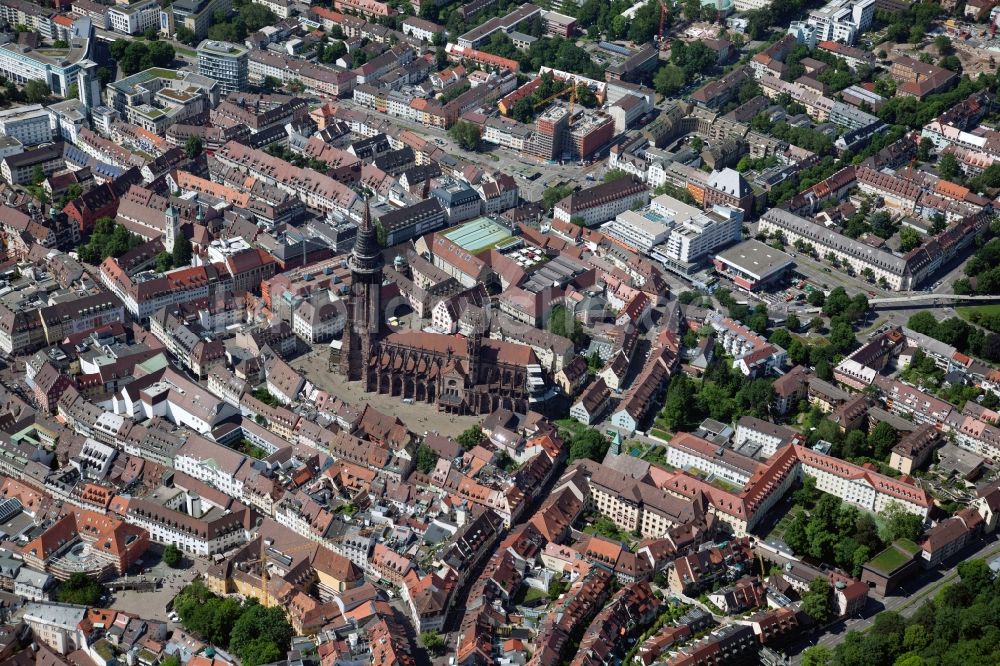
[805, 0, 875, 45]
[108, 0, 160, 34]
[645, 194, 744, 271]
[0, 36, 93, 98]
[604, 209, 671, 253]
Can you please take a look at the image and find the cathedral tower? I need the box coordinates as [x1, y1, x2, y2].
[339, 203, 383, 386]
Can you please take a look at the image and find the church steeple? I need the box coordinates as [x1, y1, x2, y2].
[164, 204, 179, 254]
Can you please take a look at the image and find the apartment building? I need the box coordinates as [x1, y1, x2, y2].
[456, 3, 542, 48]
[553, 175, 649, 226]
[174, 435, 248, 498]
[0, 0, 57, 39]
[734, 417, 797, 459]
[796, 445, 931, 517]
[249, 50, 355, 98]
[0, 105, 52, 146]
[214, 141, 358, 215]
[889, 424, 941, 475]
[649, 195, 744, 272]
[666, 432, 764, 486]
[402, 16, 443, 42]
[570, 378, 611, 425]
[1, 143, 64, 185]
[21, 603, 87, 655]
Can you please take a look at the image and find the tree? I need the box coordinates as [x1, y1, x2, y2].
[229, 605, 292, 665]
[868, 421, 898, 460]
[575, 83, 597, 108]
[801, 577, 832, 624]
[163, 543, 183, 567]
[801, 646, 832, 666]
[457, 425, 483, 448]
[918, 137, 934, 161]
[241, 3, 276, 30]
[175, 25, 198, 45]
[548, 578, 568, 600]
[748, 308, 769, 335]
[448, 120, 483, 151]
[185, 136, 204, 159]
[907, 311, 939, 336]
[938, 153, 960, 181]
[144, 27, 160, 40]
[880, 502, 924, 543]
[653, 63, 686, 96]
[24, 79, 50, 103]
[542, 185, 574, 211]
[419, 631, 447, 655]
[547, 304, 583, 344]
[769, 328, 792, 349]
[320, 40, 347, 63]
[414, 443, 439, 474]
[239, 638, 282, 666]
[661, 375, 697, 431]
[934, 35, 952, 55]
[148, 41, 176, 68]
[172, 234, 193, 267]
[842, 429, 869, 458]
[828, 319, 856, 353]
[808, 290, 825, 307]
[822, 287, 851, 317]
[678, 291, 698, 305]
[604, 169, 630, 183]
[568, 428, 608, 462]
[899, 226, 921, 252]
[784, 512, 809, 554]
[58, 572, 105, 605]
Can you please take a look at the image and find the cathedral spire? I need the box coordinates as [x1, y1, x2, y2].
[349, 201, 382, 274]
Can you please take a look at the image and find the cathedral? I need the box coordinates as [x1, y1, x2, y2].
[337, 204, 538, 415]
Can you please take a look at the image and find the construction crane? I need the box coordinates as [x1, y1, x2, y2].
[531, 82, 575, 110]
[658, 0, 669, 42]
[240, 539, 319, 607]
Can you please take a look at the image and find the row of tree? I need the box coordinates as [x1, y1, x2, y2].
[908, 311, 1000, 364]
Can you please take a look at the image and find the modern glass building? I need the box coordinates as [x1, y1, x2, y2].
[196, 40, 248, 95]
